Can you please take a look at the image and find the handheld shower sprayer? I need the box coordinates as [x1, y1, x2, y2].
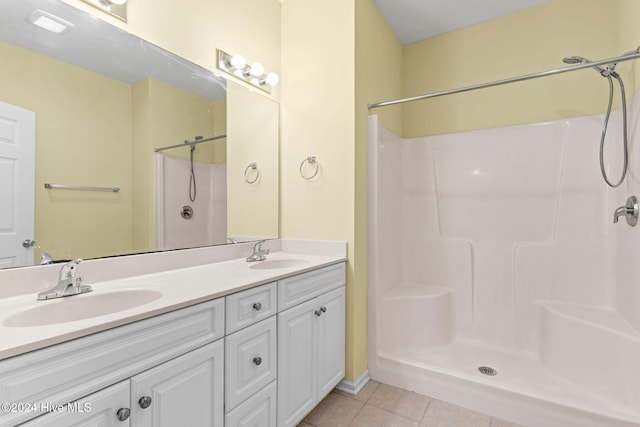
[562, 55, 607, 75]
[562, 52, 631, 187]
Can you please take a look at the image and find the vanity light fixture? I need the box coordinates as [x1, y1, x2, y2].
[218, 49, 279, 93]
[28, 10, 74, 34]
[81, 0, 128, 22]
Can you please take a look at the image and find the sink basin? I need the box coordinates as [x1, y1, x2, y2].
[248, 259, 310, 270]
[3, 289, 162, 327]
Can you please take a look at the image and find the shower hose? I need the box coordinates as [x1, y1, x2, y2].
[599, 72, 628, 188]
[189, 145, 197, 202]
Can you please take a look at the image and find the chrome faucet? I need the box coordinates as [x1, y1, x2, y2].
[613, 195, 638, 226]
[37, 259, 92, 300]
[246, 240, 270, 262]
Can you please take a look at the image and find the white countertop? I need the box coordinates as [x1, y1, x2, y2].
[0, 249, 346, 360]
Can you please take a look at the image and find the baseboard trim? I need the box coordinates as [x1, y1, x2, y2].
[336, 369, 371, 396]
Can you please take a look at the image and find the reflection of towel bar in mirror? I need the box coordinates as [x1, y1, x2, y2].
[44, 183, 120, 193]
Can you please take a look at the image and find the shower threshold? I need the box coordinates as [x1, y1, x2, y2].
[372, 340, 639, 427]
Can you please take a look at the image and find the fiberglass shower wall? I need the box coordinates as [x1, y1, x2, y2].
[368, 94, 640, 426]
[155, 154, 227, 251]
[371, 111, 616, 351]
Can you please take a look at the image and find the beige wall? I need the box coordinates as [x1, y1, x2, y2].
[226, 82, 279, 239]
[0, 41, 133, 263]
[401, 0, 639, 137]
[281, 0, 361, 380]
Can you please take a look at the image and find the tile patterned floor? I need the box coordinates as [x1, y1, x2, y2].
[298, 381, 522, 427]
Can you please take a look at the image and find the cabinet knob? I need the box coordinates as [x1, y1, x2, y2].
[116, 408, 131, 421]
[253, 356, 262, 366]
[321, 306, 327, 313]
[138, 396, 152, 409]
[315, 306, 328, 316]
[252, 302, 262, 311]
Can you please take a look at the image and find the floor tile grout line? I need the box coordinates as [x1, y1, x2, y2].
[419, 398, 433, 423]
[347, 398, 367, 426]
[362, 402, 425, 426]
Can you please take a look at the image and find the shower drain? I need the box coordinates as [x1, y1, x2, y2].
[478, 366, 497, 376]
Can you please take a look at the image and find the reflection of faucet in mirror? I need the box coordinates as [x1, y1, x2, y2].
[37, 259, 92, 300]
[40, 252, 53, 265]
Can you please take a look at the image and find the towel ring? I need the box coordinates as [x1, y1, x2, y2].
[244, 162, 260, 184]
[300, 156, 319, 180]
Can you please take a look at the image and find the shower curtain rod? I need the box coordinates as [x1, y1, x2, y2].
[368, 51, 640, 110]
[154, 134, 227, 152]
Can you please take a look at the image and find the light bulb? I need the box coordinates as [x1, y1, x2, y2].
[265, 72, 279, 86]
[230, 54, 246, 70]
[250, 62, 265, 77]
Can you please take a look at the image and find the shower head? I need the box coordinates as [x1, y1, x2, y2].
[562, 55, 586, 65]
[562, 55, 607, 75]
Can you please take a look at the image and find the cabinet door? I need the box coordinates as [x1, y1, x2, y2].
[20, 381, 130, 427]
[277, 298, 318, 427]
[130, 340, 224, 427]
[316, 286, 346, 399]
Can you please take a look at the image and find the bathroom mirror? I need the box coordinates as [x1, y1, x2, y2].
[0, 0, 279, 269]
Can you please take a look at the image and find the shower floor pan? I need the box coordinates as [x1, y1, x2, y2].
[372, 301, 640, 427]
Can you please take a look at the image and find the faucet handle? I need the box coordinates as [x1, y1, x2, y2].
[59, 259, 82, 280]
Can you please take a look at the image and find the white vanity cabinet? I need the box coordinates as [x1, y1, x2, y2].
[277, 264, 346, 427]
[21, 340, 224, 427]
[0, 260, 346, 427]
[0, 298, 225, 427]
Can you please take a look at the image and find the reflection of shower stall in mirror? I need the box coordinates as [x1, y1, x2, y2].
[155, 148, 227, 251]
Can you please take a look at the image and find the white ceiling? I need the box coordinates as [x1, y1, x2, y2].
[373, 0, 551, 45]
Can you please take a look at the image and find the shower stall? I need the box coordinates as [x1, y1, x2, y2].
[368, 52, 640, 427]
[155, 135, 227, 251]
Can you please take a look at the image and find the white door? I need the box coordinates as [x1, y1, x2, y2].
[130, 340, 224, 427]
[0, 102, 35, 268]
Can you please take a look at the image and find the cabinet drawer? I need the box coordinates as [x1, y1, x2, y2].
[225, 380, 277, 427]
[225, 317, 277, 411]
[226, 282, 277, 334]
[20, 380, 130, 427]
[278, 263, 345, 312]
[0, 298, 224, 427]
